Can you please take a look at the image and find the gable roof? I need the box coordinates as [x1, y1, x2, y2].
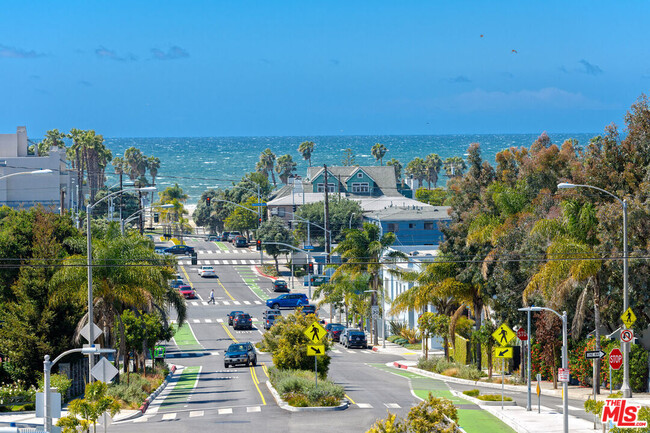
[306, 165, 400, 196]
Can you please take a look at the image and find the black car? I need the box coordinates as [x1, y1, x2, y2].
[343, 329, 367, 349]
[224, 342, 257, 368]
[233, 313, 253, 330]
[221, 232, 231, 241]
[326, 323, 346, 342]
[273, 279, 289, 292]
[235, 236, 248, 248]
[163, 245, 195, 255]
[227, 310, 244, 326]
[208, 235, 219, 241]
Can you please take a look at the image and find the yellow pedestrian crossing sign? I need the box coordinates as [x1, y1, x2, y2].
[621, 308, 636, 328]
[494, 346, 513, 359]
[307, 344, 325, 356]
[304, 321, 327, 343]
[492, 323, 515, 346]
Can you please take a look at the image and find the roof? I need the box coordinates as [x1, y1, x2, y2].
[363, 206, 451, 221]
[306, 165, 401, 197]
[266, 192, 434, 212]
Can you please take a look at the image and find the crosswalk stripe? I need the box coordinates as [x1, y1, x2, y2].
[254, 301, 262, 305]
[233, 301, 241, 305]
[204, 319, 213, 323]
[243, 301, 251, 305]
[189, 410, 204, 417]
[217, 318, 224, 322]
[331, 349, 341, 353]
[218, 408, 233, 415]
[161, 413, 176, 420]
[357, 403, 373, 409]
[223, 301, 230, 305]
[133, 415, 152, 423]
[247, 406, 261, 413]
[192, 319, 200, 323]
[248, 259, 255, 264]
[385, 403, 400, 409]
[190, 301, 199, 306]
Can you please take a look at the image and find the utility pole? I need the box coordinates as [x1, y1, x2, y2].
[323, 164, 330, 263]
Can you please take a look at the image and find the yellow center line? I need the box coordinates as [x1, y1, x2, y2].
[180, 265, 193, 288]
[261, 363, 269, 379]
[345, 393, 356, 405]
[250, 366, 266, 405]
[220, 323, 239, 343]
[217, 278, 235, 301]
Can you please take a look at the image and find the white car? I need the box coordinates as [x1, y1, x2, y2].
[198, 266, 217, 278]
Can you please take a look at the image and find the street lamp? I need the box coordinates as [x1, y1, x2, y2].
[86, 186, 155, 380]
[558, 182, 631, 397]
[122, 203, 174, 235]
[0, 168, 52, 180]
[519, 306, 568, 433]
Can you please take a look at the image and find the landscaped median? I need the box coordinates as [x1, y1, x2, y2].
[266, 367, 347, 411]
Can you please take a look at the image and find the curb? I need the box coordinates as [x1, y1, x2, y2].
[449, 389, 517, 406]
[265, 381, 349, 412]
[130, 364, 177, 419]
[255, 266, 278, 281]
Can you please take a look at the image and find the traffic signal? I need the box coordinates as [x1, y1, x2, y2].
[308, 262, 314, 274]
[256, 239, 262, 251]
[206, 196, 211, 207]
[191, 252, 198, 265]
[292, 205, 297, 212]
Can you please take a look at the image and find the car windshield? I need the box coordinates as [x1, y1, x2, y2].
[227, 344, 247, 352]
[238, 314, 251, 319]
[230, 311, 243, 316]
[203, 266, 214, 270]
[331, 324, 345, 331]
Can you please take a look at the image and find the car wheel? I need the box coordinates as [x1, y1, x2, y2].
[246, 358, 250, 367]
[224, 364, 228, 369]
[272, 303, 280, 309]
[252, 357, 257, 367]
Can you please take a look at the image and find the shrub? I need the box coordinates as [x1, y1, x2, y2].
[400, 328, 420, 344]
[442, 368, 459, 377]
[463, 389, 479, 397]
[477, 394, 512, 402]
[285, 392, 309, 407]
[268, 367, 343, 407]
[107, 371, 164, 408]
[389, 320, 407, 336]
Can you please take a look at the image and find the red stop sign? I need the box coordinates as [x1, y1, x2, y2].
[517, 328, 528, 341]
[610, 348, 623, 370]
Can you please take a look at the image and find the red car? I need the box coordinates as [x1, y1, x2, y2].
[178, 285, 196, 299]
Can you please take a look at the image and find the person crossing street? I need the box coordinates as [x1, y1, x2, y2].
[209, 288, 215, 304]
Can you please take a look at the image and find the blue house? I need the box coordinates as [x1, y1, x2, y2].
[306, 165, 410, 197]
[363, 206, 451, 246]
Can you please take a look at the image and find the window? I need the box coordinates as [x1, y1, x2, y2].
[357, 172, 363, 178]
[317, 183, 335, 192]
[424, 222, 434, 230]
[277, 208, 286, 217]
[387, 223, 399, 232]
[408, 223, 415, 229]
[351, 182, 369, 193]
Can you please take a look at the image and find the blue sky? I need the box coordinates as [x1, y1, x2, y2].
[2, 1, 649, 137]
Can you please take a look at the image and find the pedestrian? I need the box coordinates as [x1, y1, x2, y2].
[209, 289, 215, 304]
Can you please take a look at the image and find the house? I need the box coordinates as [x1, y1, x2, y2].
[363, 206, 451, 246]
[0, 127, 73, 211]
[306, 165, 411, 197]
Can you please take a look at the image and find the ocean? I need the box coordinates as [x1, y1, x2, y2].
[103, 133, 597, 203]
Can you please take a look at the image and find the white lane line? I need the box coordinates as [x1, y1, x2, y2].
[247, 406, 261, 413]
[385, 403, 400, 409]
[254, 301, 262, 305]
[161, 413, 176, 420]
[223, 301, 230, 305]
[218, 408, 233, 415]
[217, 318, 224, 323]
[233, 301, 241, 305]
[204, 319, 213, 323]
[243, 301, 251, 305]
[357, 403, 373, 409]
[190, 301, 199, 306]
[192, 319, 200, 323]
[189, 410, 204, 418]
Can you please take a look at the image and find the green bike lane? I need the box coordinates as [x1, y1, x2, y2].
[370, 363, 516, 433]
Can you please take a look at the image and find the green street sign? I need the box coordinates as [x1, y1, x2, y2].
[153, 345, 166, 358]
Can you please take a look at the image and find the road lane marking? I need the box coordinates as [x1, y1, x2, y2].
[217, 318, 224, 323]
[189, 411, 204, 417]
[192, 319, 200, 323]
[254, 301, 262, 304]
[218, 408, 233, 415]
[243, 301, 251, 305]
[161, 413, 176, 420]
[385, 403, 401, 408]
[217, 279, 236, 301]
[221, 322, 239, 343]
[223, 300, 230, 305]
[233, 300, 241, 305]
[345, 394, 357, 404]
[133, 415, 152, 423]
[204, 319, 213, 323]
[180, 266, 193, 287]
[261, 363, 269, 378]
[247, 406, 261, 413]
[357, 403, 372, 409]
[250, 367, 266, 406]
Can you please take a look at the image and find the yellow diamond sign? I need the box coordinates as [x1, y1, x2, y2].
[307, 344, 325, 356]
[493, 346, 513, 359]
[304, 321, 327, 343]
[492, 323, 515, 347]
[621, 308, 637, 329]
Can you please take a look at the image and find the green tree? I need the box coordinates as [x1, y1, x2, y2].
[276, 154, 297, 184]
[342, 148, 356, 166]
[443, 156, 466, 178]
[294, 198, 363, 243]
[405, 158, 427, 188]
[298, 141, 315, 167]
[193, 189, 230, 233]
[425, 153, 442, 189]
[258, 148, 277, 186]
[37, 129, 68, 156]
[387, 158, 403, 181]
[371, 143, 388, 165]
[415, 188, 447, 206]
[257, 216, 294, 272]
[57, 381, 120, 433]
[224, 196, 259, 238]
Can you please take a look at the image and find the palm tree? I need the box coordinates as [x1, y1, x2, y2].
[334, 223, 407, 345]
[386, 158, 403, 182]
[298, 141, 315, 167]
[275, 154, 297, 184]
[258, 148, 277, 186]
[147, 156, 161, 214]
[443, 156, 466, 178]
[371, 143, 388, 165]
[124, 147, 147, 184]
[38, 129, 67, 156]
[68, 129, 86, 212]
[405, 157, 427, 188]
[425, 153, 442, 189]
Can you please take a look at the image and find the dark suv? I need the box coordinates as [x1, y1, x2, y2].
[227, 310, 244, 326]
[234, 236, 248, 248]
[224, 342, 257, 368]
[298, 305, 316, 315]
[266, 293, 309, 309]
[233, 313, 253, 330]
[273, 279, 289, 292]
[221, 232, 231, 241]
[342, 329, 367, 349]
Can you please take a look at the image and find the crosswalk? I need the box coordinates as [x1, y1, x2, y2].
[331, 348, 375, 355]
[188, 300, 263, 306]
[354, 403, 401, 409]
[132, 405, 265, 423]
[196, 250, 258, 255]
[188, 317, 260, 323]
[179, 259, 258, 265]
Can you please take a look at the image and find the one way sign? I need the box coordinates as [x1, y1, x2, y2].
[585, 350, 606, 360]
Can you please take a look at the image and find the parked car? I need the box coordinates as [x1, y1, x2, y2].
[228, 231, 242, 241]
[221, 232, 231, 241]
[164, 245, 195, 255]
[326, 323, 346, 342]
[341, 328, 367, 348]
[198, 265, 217, 278]
[154, 246, 169, 255]
[169, 279, 184, 289]
[262, 309, 281, 320]
[224, 342, 257, 368]
[266, 293, 309, 309]
[233, 313, 253, 330]
[298, 305, 317, 315]
[234, 236, 248, 248]
[177, 285, 197, 299]
[227, 310, 244, 326]
[273, 279, 289, 292]
[264, 314, 279, 330]
[208, 235, 220, 241]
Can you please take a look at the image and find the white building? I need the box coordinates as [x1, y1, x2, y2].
[0, 126, 73, 211]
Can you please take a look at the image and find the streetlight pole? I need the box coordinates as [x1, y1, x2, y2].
[86, 186, 155, 380]
[122, 204, 174, 235]
[519, 306, 568, 433]
[558, 182, 631, 397]
[517, 307, 533, 411]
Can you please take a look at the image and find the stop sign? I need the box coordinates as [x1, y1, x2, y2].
[610, 348, 623, 370]
[517, 328, 528, 341]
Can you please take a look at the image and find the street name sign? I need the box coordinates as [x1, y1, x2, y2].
[494, 347, 513, 358]
[252, 203, 267, 207]
[303, 245, 315, 250]
[621, 308, 637, 328]
[621, 329, 634, 343]
[304, 321, 327, 343]
[516, 328, 528, 341]
[307, 344, 325, 356]
[492, 323, 515, 347]
[585, 350, 606, 360]
[610, 348, 623, 370]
